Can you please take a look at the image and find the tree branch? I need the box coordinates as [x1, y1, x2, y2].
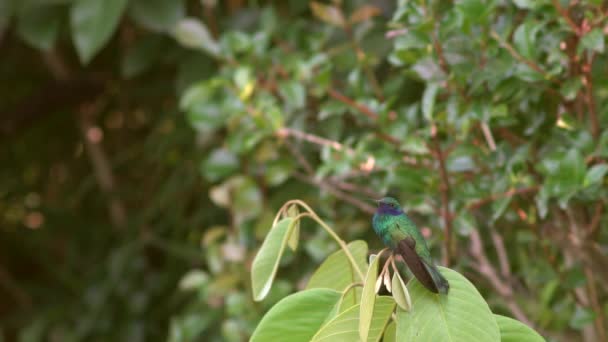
[79, 104, 127, 229]
[469, 229, 535, 328]
[431, 125, 454, 266]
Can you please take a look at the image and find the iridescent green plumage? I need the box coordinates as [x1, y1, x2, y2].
[372, 197, 449, 294]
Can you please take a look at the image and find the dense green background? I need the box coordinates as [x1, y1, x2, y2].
[1, 0, 607, 341]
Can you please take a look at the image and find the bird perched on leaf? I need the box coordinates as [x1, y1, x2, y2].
[372, 197, 449, 294]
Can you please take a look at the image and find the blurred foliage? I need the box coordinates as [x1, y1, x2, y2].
[1, 0, 608, 341]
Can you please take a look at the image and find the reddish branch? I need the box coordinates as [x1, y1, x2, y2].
[328, 87, 379, 120]
[551, 0, 581, 35]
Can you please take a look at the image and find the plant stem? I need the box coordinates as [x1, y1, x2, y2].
[280, 200, 366, 282]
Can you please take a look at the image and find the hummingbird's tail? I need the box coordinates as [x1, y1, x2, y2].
[421, 259, 449, 294]
[395, 239, 450, 294]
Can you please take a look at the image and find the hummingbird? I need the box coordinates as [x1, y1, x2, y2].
[372, 197, 449, 294]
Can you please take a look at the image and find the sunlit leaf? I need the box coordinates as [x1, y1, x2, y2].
[397, 267, 500, 341]
[495, 315, 545, 342]
[251, 218, 295, 301]
[307, 240, 368, 291]
[286, 205, 300, 251]
[311, 296, 395, 342]
[250, 288, 342, 342]
[391, 271, 411, 311]
[383, 321, 396, 342]
[359, 250, 382, 341]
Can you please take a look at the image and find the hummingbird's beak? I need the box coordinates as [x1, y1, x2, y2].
[368, 198, 381, 205]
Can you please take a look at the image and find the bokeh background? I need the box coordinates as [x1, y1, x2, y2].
[1, 0, 608, 341]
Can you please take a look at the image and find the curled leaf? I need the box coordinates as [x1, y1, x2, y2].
[391, 271, 412, 311]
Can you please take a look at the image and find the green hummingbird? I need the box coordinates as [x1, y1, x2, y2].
[372, 197, 449, 294]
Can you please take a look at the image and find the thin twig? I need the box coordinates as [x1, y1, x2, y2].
[480, 122, 497, 151]
[551, 0, 581, 35]
[468, 186, 539, 210]
[587, 202, 603, 237]
[277, 200, 366, 281]
[490, 229, 511, 279]
[293, 172, 376, 214]
[277, 127, 354, 156]
[490, 31, 557, 83]
[328, 87, 379, 120]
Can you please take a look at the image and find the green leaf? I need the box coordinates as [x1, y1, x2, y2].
[560, 78, 582, 101]
[232, 176, 263, 224]
[251, 288, 342, 342]
[129, 0, 184, 32]
[311, 297, 395, 342]
[401, 136, 429, 155]
[285, 205, 300, 251]
[391, 271, 411, 311]
[307, 240, 368, 291]
[569, 306, 596, 330]
[513, 19, 541, 60]
[397, 267, 500, 341]
[201, 148, 239, 182]
[251, 218, 295, 301]
[584, 164, 608, 187]
[70, 0, 129, 64]
[16, 5, 61, 51]
[173, 18, 220, 56]
[580, 28, 605, 53]
[422, 83, 439, 121]
[359, 250, 382, 341]
[383, 321, 396, 342]
[121, 35, 167, 78]
[279, 80, 306, 110]
[543, 149, 586, 203]
[495, 315, 545, 342]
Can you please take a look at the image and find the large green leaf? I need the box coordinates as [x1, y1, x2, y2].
[70, 0, 128, 64]
[495, 315, 545, 342]
[306, 240, 368, 290]
[250, 288, 341, 342]
[396, 267, 500, 342]
[359, 251, 383, 341]
[383, 321, 396, 342]
[251, 218, 295, 301]
[311, 296, 395, 342]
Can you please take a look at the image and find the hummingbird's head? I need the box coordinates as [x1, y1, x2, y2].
[375, 197, 403, 215]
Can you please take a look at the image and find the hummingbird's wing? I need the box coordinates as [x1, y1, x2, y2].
[395, 237, 440, 293]
[395, 236, 449, 294]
